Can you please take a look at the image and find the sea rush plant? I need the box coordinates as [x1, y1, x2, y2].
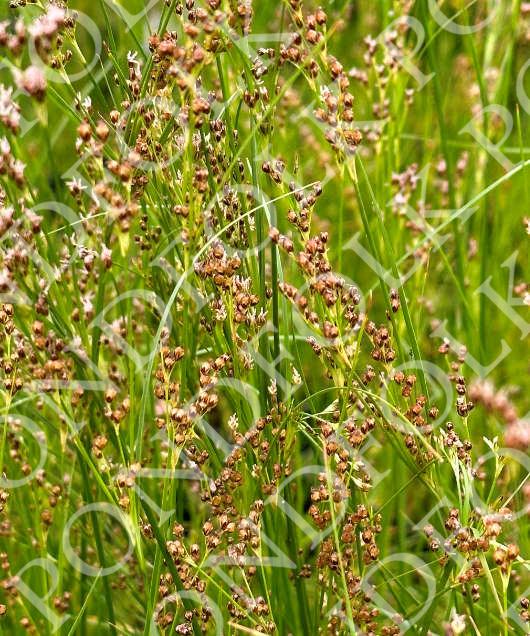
[0, 0, 529, 634]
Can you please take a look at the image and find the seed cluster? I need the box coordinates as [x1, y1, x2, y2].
[0, 1, 527, 634]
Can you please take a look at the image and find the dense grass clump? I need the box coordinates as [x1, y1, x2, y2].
[0, 1, 529, 634]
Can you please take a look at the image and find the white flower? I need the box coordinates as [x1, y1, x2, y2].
[82, 96, 92, 110]
[25, 209, 43, 229]
[0, 206, 14, 234]
[449, 609, 466, 634]
[234, 275, 251, 291]
[12, 160, 25, 175]
[0, 268, 11, 287]
[393, 191, 408, 209]
[101, 244, 112, 268]
[67, 335, 86, 356]
[81, 293, 94, 314]
[66, 177, 87, 192]
[0, 85, 20, 128]
[8, 109, 20, 128]
[0, 84, 14, 112]
[0, 137, 10, 155]
[215, 300, 227, 321]
[241, 351, 254, 370]
[228, 414, 239, 431]
[291, 365, 302, 385]
[29, 4, 65, 39]
[127, 50, 141, 72]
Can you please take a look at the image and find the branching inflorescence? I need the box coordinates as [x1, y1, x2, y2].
[0, 1, 529, 635]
